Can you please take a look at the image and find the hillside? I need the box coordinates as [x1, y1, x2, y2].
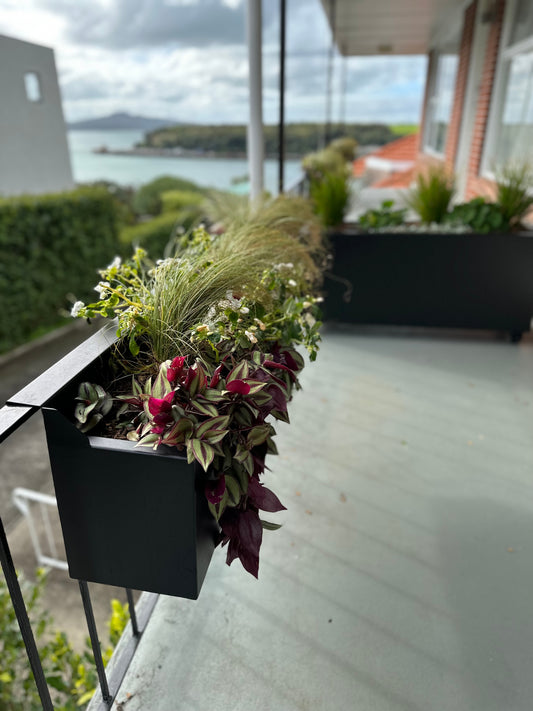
[138, 123, 403, 157]
[68, 112, 179, 131]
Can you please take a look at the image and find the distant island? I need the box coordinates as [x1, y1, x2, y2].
[71, 115, 417, 159]
[68, 111, 180, 131]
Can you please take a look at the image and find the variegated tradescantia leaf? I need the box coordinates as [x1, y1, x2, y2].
[187, 438, 215, 471]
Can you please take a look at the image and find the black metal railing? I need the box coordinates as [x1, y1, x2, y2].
[0, 402, 157, 710]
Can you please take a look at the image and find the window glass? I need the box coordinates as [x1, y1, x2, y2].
[425, 54, 458, 154]
[493, 51, 533, 167]
[24, 72, 42, 102]
[509, 0, 533, 46]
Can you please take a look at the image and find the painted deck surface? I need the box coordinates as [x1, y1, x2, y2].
[104, 325, 533, 711]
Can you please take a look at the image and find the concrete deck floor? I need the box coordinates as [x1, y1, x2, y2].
[100, 325, 533, 711]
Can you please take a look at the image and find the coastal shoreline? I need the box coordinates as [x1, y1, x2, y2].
[93, 146, 302, 161]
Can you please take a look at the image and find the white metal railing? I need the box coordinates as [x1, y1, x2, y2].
[12, 487, 68, 571]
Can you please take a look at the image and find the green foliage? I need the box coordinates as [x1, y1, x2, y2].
[160, 190, 205, 214]
[405, 168, 455, 224]
[80, 181, 136, 226]
[132, 175, 204, 216]
[389, 124, 419, 136]
[0, 187, 119, 354]
[138, 123, 398, 155]
[328, 137, 358, 162]
[119, 210, 199, 258]
[302, 148, 345, 182]
[444, 197, 508, 233]
[0, 568, 129, 710]
[310, 169, 351, 228]
[358, 200, 407, 230]
[495, 163, 533, 228]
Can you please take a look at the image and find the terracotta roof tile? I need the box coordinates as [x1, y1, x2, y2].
[372, 167, 415, 188]
[352, 133, 418, 177]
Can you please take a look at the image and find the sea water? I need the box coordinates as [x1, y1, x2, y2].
[67, 130, 302, 194]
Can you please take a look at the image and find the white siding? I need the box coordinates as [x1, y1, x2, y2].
[0, 34, 73, 197]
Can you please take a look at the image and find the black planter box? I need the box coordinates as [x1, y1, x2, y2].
[324, 229, 533, 339]
[9, 324, 218, 599]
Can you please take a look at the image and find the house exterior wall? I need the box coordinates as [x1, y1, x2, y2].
[0, 35, 73, 197]
[416, 0, 507, 201]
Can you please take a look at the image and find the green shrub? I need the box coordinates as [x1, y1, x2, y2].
[405, 168, 455, 224]
[444, 197, 508, 233]
[119, 210, 199, 257]
[160, 189, 205, 214]
[310, 169, 351, 228]
[302, 149, 345, 182]
[0, 568, 129, 710]
[132, 175, 204, 216]
[495, 163, 533, 228]
[328, 137, 358, 162]
[0, 187, 119, 353]
[358, 200, 407, 230]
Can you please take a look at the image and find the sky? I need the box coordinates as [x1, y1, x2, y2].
[0, 0, 427, 125]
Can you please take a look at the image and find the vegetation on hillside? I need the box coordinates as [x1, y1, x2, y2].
[138, 123, 404, 156]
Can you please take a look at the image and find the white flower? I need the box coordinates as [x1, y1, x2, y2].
[240, 306, 250, 314]
[303, 301, 312, 308]
[70, 301, 85, 317]
[314, 296, 324, 303]
[245, 330, 258, 344]
[254, 318, 266, 331]
[304, 313, 316, 327]
[94, 281, 110, 296]
[274, 262, 294, 271]
[107, 256, 121, 270]
[288, 279, 297, 287]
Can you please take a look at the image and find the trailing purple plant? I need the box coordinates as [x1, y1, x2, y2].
[76, 346, 302, 578]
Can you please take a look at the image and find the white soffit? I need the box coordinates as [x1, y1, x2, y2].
[320, 0, 465, 56]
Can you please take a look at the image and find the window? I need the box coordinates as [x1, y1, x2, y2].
[485, 0, 533, 170]
[24, 72, 42, 102]
[424, 53, 459, 155]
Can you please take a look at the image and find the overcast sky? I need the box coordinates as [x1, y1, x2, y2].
[1, 0, 427, 125]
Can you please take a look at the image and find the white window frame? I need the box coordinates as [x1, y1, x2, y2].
[482, 0, 533, 178]
[422, 46, 460, 159]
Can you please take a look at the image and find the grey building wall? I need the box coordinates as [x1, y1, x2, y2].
[0, 34, 74, 197]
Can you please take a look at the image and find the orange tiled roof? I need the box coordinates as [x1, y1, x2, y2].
[352, 133, 418, 178]
[372, 167, 415, 188]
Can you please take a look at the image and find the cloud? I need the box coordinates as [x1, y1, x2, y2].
[39, 0, 246, 49]
[0, 0, 426, 124]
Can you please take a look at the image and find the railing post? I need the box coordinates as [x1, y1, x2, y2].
[78, 580, 113, 708]
[0, 517, 54, 710]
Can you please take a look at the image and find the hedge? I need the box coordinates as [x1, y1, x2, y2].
[132, 175, 205, 216]
[0, 187, 119, 353]
[119, 209, 201, 257]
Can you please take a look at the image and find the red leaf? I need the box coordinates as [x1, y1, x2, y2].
[148, 392, 174, 416]
[263, 360, 297, 381]
[248, 477, 286, 512]
[226, 379, 251, 395]
[210, 364, 223, 388]
[167, 356, 186, 382]
[236, 509, 262, 578]
[205, 476, 226, 504]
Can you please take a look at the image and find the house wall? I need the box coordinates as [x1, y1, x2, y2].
[416, 0, 507, 201]
[0, 35, 73, 197]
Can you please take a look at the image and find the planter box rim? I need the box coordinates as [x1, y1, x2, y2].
[8, 321, 118, 409]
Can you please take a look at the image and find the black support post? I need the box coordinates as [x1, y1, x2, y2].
[278, 0, 286, 194]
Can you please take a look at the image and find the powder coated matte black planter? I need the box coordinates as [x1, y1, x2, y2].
[324, 229, 533, 340]
[8, 324, 218, 599]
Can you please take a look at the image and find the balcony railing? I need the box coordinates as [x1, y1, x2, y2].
[0, 402, 160, 709]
